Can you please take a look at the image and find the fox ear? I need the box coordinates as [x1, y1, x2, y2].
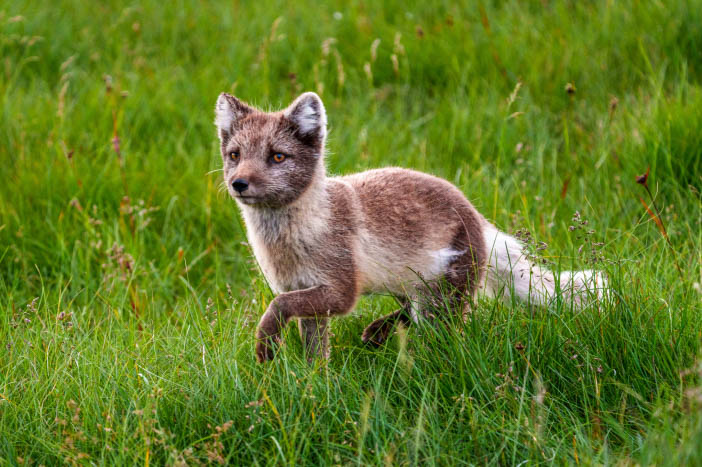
[215, 93, 253, 139]
[284, 92, 327, 142]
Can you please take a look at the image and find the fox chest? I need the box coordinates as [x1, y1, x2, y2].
[247, 233, 323, 294]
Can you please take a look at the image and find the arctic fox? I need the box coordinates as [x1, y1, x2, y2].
[214, 92, 608, 362]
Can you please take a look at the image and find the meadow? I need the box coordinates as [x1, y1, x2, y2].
[1, 0, 701, 464]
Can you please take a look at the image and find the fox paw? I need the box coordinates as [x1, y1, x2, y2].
[255, 334, 280, 363]
[255, 311, 284, 363]
[361, 318, 392, 348]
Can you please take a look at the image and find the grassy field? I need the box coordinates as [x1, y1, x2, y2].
[2, 0, 702, 464]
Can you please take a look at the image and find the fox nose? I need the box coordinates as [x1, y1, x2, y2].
[232, 179, 249, 193]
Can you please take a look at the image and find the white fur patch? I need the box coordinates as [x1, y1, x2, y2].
[284, 92, 327, 137]
[428, 248, 465, 277]
[481, 223, 610, 309]
[297, 101, 319, 133]
[354, 237, 463, 296]
[214, 94, 234, 132]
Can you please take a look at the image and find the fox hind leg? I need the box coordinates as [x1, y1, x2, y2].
[361, 296, 412, 347]
[440, 242, 483, 320]
[361, 307, 413, 347]
[361, 233, 484, 349]
[362, 247, 481, 348]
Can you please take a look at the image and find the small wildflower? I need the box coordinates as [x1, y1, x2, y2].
[27, 297, 39, 313]
[69, 198, 83, 211]
[635, 167, 684, 280]
[111, 135, 121, 156]
[245, 399, 264, 409]
[635, 168, 649, 186]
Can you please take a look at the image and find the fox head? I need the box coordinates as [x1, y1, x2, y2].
[214, 92, 327, 208]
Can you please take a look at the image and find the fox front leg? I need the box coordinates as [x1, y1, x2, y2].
[255, 285, 356, 363]
[255, 305, 287, 363]
[298, 318, 330, 362]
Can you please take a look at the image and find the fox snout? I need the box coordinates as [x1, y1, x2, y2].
[232, 178, 249, 193]
[227, 174, 262, 204]
[228, 162, 261, 201]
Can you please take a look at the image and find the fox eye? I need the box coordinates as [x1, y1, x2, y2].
[229, 151, 239, 161]
[272, 153, 286, 163]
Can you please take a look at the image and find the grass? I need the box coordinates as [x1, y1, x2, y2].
[1, 0, 701, 464]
